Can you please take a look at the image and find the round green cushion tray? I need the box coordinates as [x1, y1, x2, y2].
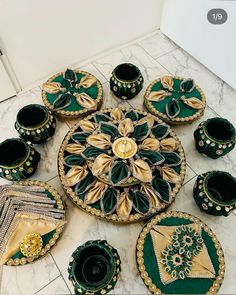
[42, 69, 103, 119]
[58, 108, 186, 224]
[136, 211, 225, 294]
[144, 76, 206, 125]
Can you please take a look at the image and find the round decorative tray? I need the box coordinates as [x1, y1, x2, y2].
[0, 180, 66, 266]
[136, 211, 225, 295]
[42, 68, 103, 119]
[144, 76, 206, 125]
[58, 108, 186, 223]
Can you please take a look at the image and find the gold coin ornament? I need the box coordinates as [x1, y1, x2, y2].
[136, 211, 225, 294]
[144, 76, 206, 124]
[112, 137, 138, 159]
[20, 233, 43, 257]
[0, 180, 66, 266]
[58, 108, 186, 223]
[42, 68, 103, 119]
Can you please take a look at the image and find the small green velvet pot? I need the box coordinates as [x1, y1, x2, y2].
[68, 240, 121, 295]
[15, 104, 56, 144]
[110, 63, 143, 100]
[194, 117, 236, 159]
[0, 138, 40, 181]
[193, 171, 236, 216]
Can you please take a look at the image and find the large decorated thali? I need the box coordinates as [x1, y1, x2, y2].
[58, 108, 186, 223]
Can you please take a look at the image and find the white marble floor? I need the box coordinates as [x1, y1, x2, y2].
[1, 29, 236, 295]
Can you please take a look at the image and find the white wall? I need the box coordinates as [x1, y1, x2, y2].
[161, 0, 236, 89]
[0, 0, 163, 89]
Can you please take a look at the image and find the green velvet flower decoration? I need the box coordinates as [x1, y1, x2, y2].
[145, 76, 205, 122]
[161, 225, 203, 280]
[60, 108, 185, 222]
[42, 69, 98, 111]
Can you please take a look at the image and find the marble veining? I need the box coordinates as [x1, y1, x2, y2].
[1, 29, 236, 294]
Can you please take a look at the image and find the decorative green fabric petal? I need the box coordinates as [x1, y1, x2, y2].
[52, 93, 72, 111]
[100, 187, 118, 214]
[151, 124, 170, 139]
[64, 69, 77, 82]
[82, 146, 105, 159]
[75, 171, 95, 195]
[94, 113, 111, 123]
[132, 122, 150, 141]
[161, 151, 182, 167]
[180, 79, 195, 92]
[64, 155, 86, 167]
[125, 110, 139, 121]
[138, 150, 165, 165]
[166, 99, 181, 118]
[60, 79, 71, 89]
[100, 122, 119, 138]
[131, 190, 150, 214]
[71, 132, 91, 144]
[110, 161, 130, 185]
[152, 176, 171, 203]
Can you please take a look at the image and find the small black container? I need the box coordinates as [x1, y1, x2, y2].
[15, 104, 56, 144]
[0, 138, 40, 181]
[68, 240, 121, 295]
[110, 63, 143, 100]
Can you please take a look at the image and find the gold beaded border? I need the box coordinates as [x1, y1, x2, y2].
[136, 211, 225, 295]
[5, 179, 66, 266]
[41, 70, 103, 119]
[144, 76, 206, 125]
[58, 107, 186, 224]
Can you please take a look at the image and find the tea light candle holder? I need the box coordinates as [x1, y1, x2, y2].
[0, 138, 40, 181]
[193, 170, 236, 216]
[194, 117, 236, 159]
[15, 104, 56, 144]
[110, 63, 143, 100]
[68, 240, 121, 295]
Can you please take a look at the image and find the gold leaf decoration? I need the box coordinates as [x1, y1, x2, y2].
[66, 166, 88, 187]
[75, 92, 97, 110]
[116, 191, 133, 220]
[118, 118, 134, 136]
[110, 108, 125, 120]
[161, 166, 181, 184]
[65, 143, 85, 154]
[85, 181, 108, 204]
[181, 96, 204, 110]
[78, 75, 97, 88]
[79, 119, 96, 132]
[92, 153, 114, 176]
[42, 82, 65, 94]
[87, 133, 112, 149]
[140, 183, 161, 209]
[138, 116, 155, 128]
[161, 76, 174, 91]
[147, 90, 172, 102]
[131, 159, 152, 183]
[139, 138, 160, 151]
[160, 138, 178, 151]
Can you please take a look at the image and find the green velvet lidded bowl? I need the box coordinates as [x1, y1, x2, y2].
[68, 240, 121, 295]
[193, 171, 236, 216]
[42, 68, 103, 119]
[15, 104, 56, 143]
[144, 76, 206, 124]
[110, 63, 143, 100]
[136, 211, 225, 294]
[194, 117, 236, 159]
[0, 138, 40, 181]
